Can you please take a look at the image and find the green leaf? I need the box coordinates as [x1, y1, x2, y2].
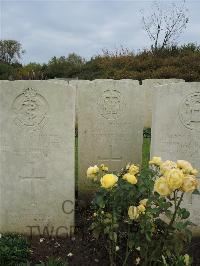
[181, 209, 190, 219]
[104, 227, 110, 234]
[193, 189, 200, 195]
[109, 232, 117, 242]
[104, 218, 111, 224]
[113, 223, 119, 229]
[113, 232, 117, 242]
[184, 220, 195, 226]
[174, 222, 186, 230]
[95, 195, 105, 208]
[145, 232, 152, 242]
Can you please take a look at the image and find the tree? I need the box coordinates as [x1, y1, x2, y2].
[18, 63, 46, 80]
[0, 40, 25, 64]
[141, 1, 189, 51]
[66, 53, 85, 67]
[47, 53, 85, 78]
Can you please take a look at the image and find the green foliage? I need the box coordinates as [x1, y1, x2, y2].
[18, 62, 47, 80]
[161, 254, 192, 266]
[78, 44, 200, 81]
[89, 163, 193, 265]
[142, 138, 151, 170]
[1, 42, 200, 81]
[0, 40, 25, 64]
[0, 234, 68, 266]
[0, 63, 16, 79]
[19, 258, 69, 266]
[143, 127, 151, 138]
[47, 53, 85, 79]
[0, 233, 30, 265]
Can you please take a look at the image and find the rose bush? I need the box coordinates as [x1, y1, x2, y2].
[87, 158, 199, 265]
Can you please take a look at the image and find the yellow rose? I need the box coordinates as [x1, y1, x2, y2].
[100, 174, 118, 189]
[181, 175, 198, 192]
[100, 164, 109, 172]
[191, 168, 198, 176]
[154, 176, 171, 196]
[149, 156, 162, 166]
[87, 165, 99, 179]
[128, 164, 140, 175]
[87, 166, 95, 176]
[139, 198, 148, 207]
[93, 165, 99, 174]
[137, 204, 146, 214]
[128, 206, 139, 220]
[160, 160, 177, 174]
[123, 173, 137, 185]
[164, 168, 184, 190]
[177, 160, 193, 174]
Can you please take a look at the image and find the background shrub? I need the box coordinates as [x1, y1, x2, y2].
[1, 43, 200, 81]
[0, 234, 30, 265]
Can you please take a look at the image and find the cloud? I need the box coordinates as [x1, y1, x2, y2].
[1, 0, 199, 64]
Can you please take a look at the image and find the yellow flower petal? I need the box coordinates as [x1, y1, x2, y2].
[128, 206, 139, 220]
[154, 176, 171, 196]
[123, 173, 137, 185]
[100, 174, 118, 189]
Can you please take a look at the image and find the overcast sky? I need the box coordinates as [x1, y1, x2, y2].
[1, 0, 200, 64]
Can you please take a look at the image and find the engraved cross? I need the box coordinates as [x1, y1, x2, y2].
[19, 175, 47, 207]
[98, 144, 122, 169]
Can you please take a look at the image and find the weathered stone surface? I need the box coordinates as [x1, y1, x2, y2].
[78, 79, 144, 198]
[70, 79, 185, 131]
[0, 80, 75, 236]
[142, 79, 184, 128]
[151, 82, 200, 230]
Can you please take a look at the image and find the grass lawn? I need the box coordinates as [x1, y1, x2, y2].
[75, 136, 78, 185]
[142, 137, 151, 169]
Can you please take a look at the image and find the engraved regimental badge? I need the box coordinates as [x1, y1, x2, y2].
[98, 89, 122, 121]
[12, 88, 48, 130]
[179, 92, 200, 131]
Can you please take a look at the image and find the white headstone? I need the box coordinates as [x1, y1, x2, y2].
[151, 82, 200, 230]
[142, 79, 185, 128]
[78, 79, 144, 198]
[0, 80, 75, 236]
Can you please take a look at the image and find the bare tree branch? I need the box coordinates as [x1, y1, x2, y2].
[141, 1, 189, 52]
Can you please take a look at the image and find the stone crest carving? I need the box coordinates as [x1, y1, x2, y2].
[98, 89, 122, 120]
[12, 88, 48, 130]
[179, 92, 200, 131]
